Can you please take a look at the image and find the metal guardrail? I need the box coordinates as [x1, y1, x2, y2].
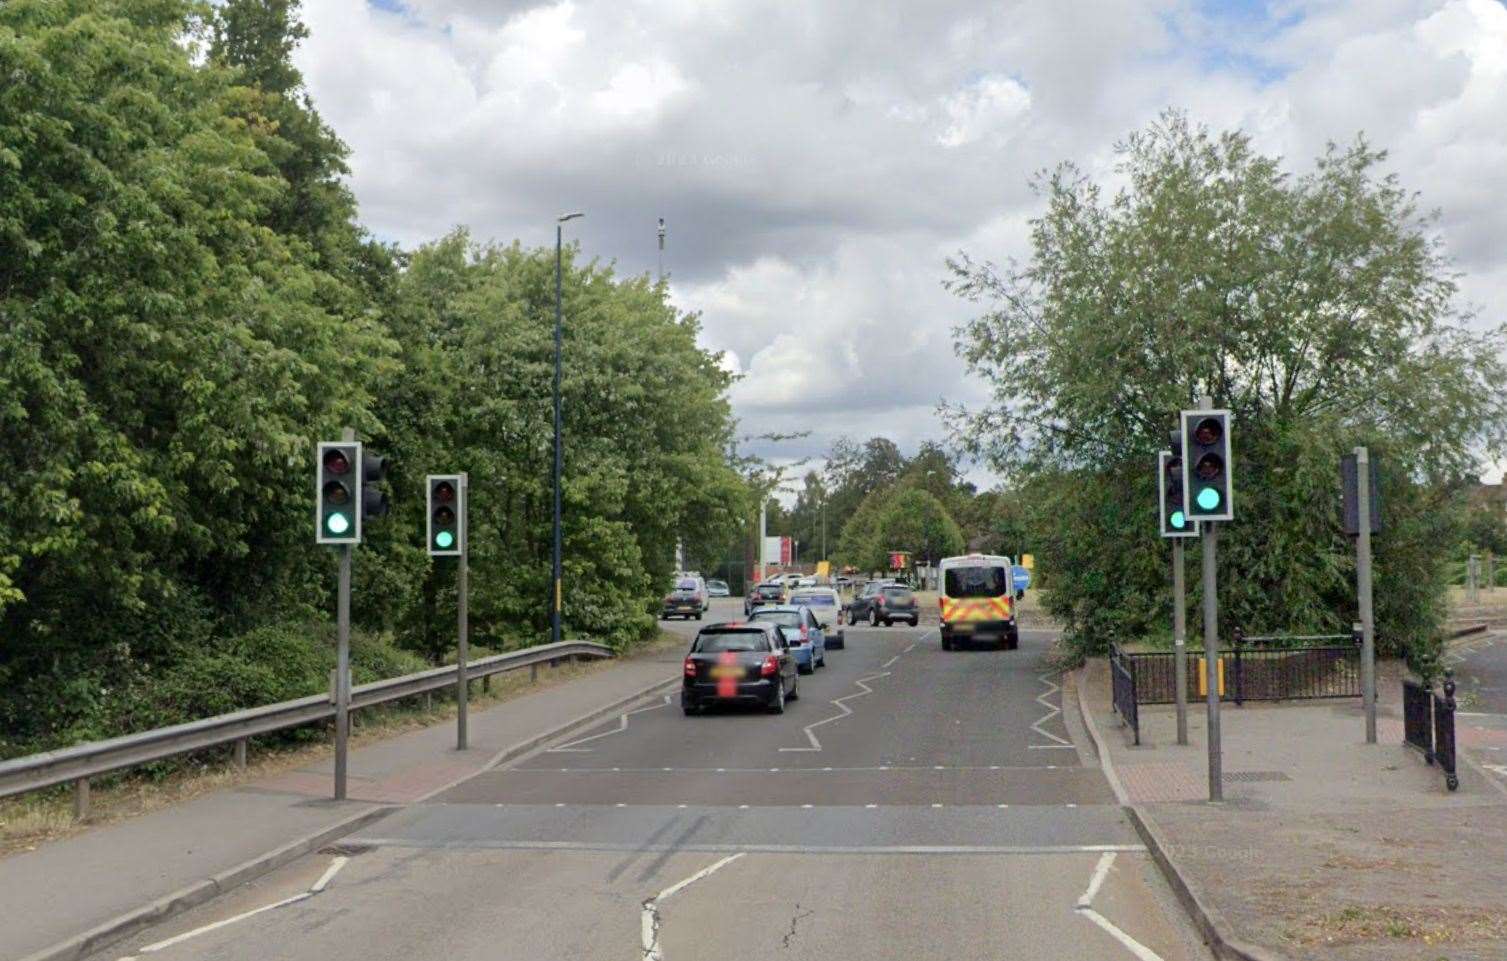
[1120, 630, 1361, 705]
[0, 640, 613, 804]
[1109, 645, 1139, 745]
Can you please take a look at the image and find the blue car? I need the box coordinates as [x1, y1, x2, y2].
[748, 605, 826, 674]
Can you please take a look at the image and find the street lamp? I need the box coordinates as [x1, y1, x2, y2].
[553, 212, 583, 646]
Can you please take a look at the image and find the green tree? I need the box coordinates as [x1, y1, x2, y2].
[948, 113, 1506, 663]
[872, 489, 966, 570]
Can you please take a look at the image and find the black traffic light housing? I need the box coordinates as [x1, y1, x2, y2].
[1159, 445, 1197, 538]
[362, 452, 390, 520]
[427, 474, 464, 556]
[1181, 409, 1233, 522]
[317, 441, 362, 544]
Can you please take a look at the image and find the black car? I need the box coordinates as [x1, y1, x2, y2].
[743, 581, 787, 616]
[662, 576, 709, 620]
[682, 622, 798, 714]
[848, 582, 919, 627]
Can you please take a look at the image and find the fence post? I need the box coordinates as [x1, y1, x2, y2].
[483, 674, 491, 694]
[1232, 627, 1245, 707]
[73, 777, 90, 822]
[234, 737, 247, 771]
[1439, 670, 1460, 792]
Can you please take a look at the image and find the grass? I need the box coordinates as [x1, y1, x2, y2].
[0, 630, 686, 859]
[1287, 904, 1507, 947]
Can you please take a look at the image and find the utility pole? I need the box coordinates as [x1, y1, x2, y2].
[1183, 396, 1232, 803]
[553, 212, 583, 646]
[1173, 539, 1189, 746]
[1356, 447, 1376, 744]
[657, 217, 665, 282]
[456, 472, 470, 751]
[759, 499, 768, 582]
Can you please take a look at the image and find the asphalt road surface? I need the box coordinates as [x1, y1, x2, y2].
[95, 599, 1211, 961]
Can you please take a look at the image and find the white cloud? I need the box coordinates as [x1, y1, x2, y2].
[297, 0, 1507, 482]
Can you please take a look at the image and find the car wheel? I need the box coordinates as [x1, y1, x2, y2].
[869, 608, 878, 627]
[694, 613, 702, 621]
[883, 618, 893, 627]
[768, 679, 786, 714]
[908, 617, 918, 627]
[788, 676, 799, 701]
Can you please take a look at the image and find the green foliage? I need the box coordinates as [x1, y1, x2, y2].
[948, 113, 1507, 664]
[836, 485, 965, 572]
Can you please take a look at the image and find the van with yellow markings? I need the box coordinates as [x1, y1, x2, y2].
[938, 554, 1018, 651]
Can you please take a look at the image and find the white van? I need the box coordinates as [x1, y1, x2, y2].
[937, 554, 1018, 650]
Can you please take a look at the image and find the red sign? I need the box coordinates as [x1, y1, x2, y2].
[780, 536, 793, 565]
[888, 551, 908, 570]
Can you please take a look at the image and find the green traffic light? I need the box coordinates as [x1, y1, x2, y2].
[435, 530, 454, 549]
[1196, 488, 1221, 511]
[1171, 510, 1186, 529]
[326, 512, 351, 535]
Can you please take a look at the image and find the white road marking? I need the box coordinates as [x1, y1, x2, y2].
[357, 838, 1147, 856]
[640, 853, 745, 960]
[125, 852, 351, 957]
[882, 655, 901, 668]
[1073, 852, 1167, 961]
[1028, 744, 1078, 750]
[548, 695, 671, 753]
[1031, 673, 1074, 747]
[780, 671, 892, 752]
[904, 643, 917, 653]
[309, 855, 349, 893]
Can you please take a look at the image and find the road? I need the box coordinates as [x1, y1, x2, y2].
[94, 599, 1210, 961]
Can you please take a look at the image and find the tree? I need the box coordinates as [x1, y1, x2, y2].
[873, 490, 966, 570]
[948, 113, 1507, 662]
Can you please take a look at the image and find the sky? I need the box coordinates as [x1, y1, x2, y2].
[295, 0, 1507, 488]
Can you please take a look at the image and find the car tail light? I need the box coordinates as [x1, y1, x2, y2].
[760, 655, 779, 676]
[684, 658, 697, 677]
[876, 596, 886, 606]
[799, 627, 809, 643]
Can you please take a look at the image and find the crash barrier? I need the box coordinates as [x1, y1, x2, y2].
[0, 640, 614, 818]
[1118, 628, 1361, 706]
[1109, 644, 1140, 745]
[1403, 671, 1459, 792]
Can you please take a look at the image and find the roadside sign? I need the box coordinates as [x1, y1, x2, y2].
[1012, 566, 1031, 591]
[1020, 554, 1034, 570]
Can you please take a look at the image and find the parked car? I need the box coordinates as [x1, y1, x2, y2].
[848, 581, 919, 627]
[788, 587, 845, 648]
[796, 575, 818, 587]
[706, 579, 731, 598]
[682, 622, 797, 715]
[749, 605, 826, 673]
[744, 581, 787, 616]
[662, 575, 709, 620]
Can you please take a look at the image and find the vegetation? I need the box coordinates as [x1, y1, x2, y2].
[948, 113, 1507, 665]
[0, 0, 745, 758]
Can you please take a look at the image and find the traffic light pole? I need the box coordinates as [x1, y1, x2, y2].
[1201, 521, 1222, 802]
[1173, 538, 1189, 746]
[1356, 446, 1376, 744]
[335, 542, 351, 801]
[456, 473, 470, 751]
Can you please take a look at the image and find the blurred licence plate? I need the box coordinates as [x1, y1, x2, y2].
[951, 623, 975, 633]
[710, 665, 743, 679]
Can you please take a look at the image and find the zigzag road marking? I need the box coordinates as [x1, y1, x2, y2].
[1030, 673, 1073, 748]
[780, 671, 892, 753]
[547, 694, 672, 753]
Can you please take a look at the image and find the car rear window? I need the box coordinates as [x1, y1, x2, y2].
[881, 587, 914, 601]
[791, 594, 835, 606]
[676, 578, 700, 590]
[693, 630, 770, 653]
[756, 585, 784, 597]
[750, 611, 802, 628]
[944, 566, 1008, 598]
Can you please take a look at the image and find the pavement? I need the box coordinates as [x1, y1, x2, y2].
[1081, 656, 1507, 961]
[0, 625, 696, 961]
[57, 602, 1215, 961]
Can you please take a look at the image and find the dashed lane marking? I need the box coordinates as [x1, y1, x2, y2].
[539, 764, 1066, 773]
[547, 695, 673, 753]
[356, 838, 1146, 856]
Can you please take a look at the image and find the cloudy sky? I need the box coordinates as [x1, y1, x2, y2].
[295, 0, 1507, 486]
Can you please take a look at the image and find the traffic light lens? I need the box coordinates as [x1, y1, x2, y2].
[1196, 453, 1223, 480]
[1194, 418, 1223, 446]
[326, 512, 351, 535]
[434, 482, 455, 504]
[323, 450, 351, 475]
[1197, 488, 1221, 510]
[434, 506, 456, 526]
[435, 531, 454, 549]
[323, 481, 350, 505]
[1171, 510, 1186, 529]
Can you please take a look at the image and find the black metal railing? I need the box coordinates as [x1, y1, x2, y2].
[1118, 629, 1360, 705]
[1109, 644, 1139, 745]
[1402, 670, 1458, 791]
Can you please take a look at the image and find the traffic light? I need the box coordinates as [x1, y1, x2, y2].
[427, 474, 464, 556]
[362, 451, 390, 520]
[1159, 447, 1197, 538]
[317, 441, 362, 544]
[1181, 408, 1233, 522]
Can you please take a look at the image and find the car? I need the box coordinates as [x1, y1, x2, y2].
[938, 554, 1019, 650]
[796, 575, 817, 587]
[748, 605, 826, 673]
[848, 581, 919, 627]
[662, 575, 709, 619]
[744, 581, 787, 616]
[682, 622, 798, 715]
[706, 579, 731, 597]
[788, 587, 845, 648]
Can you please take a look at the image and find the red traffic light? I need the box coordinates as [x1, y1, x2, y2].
[322, 449, 351, 475]
[1193, 417, 1223, 446]
[433, 481, 456, 504]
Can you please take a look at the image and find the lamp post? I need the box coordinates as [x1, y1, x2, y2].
[553, 212, 583, 646]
